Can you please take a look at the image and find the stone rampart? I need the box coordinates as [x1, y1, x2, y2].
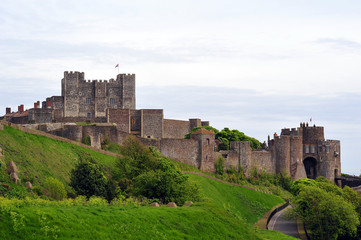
[163, 119, 190, 139]
[251, 150, 273, 173]
[159, 138, 200, 168]
[141, 109, 163, 139]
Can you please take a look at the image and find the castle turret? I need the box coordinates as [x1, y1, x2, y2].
[191, 128, 216, 172]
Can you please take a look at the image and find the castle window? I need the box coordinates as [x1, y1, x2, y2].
[304, 145, 309, 153]
[311, 146, 315, 153]
[110, 98, 115, 105]
[87, 113, 91, 118]
[222, 154, 228, 159]
[206, 138, 210, 145]
[86, 98, 91, 104]
[326, 145, 330, 153]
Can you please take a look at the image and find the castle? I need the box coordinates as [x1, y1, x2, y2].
[2, 71, 341, 182]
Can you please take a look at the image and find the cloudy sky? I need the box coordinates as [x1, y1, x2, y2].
[1, 0, 361, 174]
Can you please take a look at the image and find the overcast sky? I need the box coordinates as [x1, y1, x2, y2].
[1, 0, 361, 175]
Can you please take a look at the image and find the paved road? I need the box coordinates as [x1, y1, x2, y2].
[268, 206, 301, 239]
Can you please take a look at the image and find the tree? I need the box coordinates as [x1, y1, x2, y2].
[70, 161, 108, 199]
[184, 126, 262, 150]
[216, 128, 261, 150]
[114, 137, 201, 205]
[294, 185, 359, 240]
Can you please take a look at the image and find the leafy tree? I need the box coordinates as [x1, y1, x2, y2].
[291, 178, 316, 195]
[295, 185, 359, 240]
[70, 161, 108, 199]
[114, 137, 201, 205]
[44, 177, 67, 200]
[216, 128, 261, 150]
[184, 126, 262, 150]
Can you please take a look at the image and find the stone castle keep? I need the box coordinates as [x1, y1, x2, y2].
[2, 71, 341, 182]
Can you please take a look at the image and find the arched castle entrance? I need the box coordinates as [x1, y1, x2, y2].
[303, 157, 317, 179]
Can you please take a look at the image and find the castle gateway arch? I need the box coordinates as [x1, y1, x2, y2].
[303, 157, 317, 179]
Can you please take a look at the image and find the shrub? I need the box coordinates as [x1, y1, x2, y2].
[215, 156, 225, 176]
[44, 177, 67, 200]
[32, 185, 44, 197]
[133, 169, 200, 205]
[88, 196, 108, 206]
[275, 169, 293, 192]
[70, 161, 108, 199]
[81, 136, 91, 146]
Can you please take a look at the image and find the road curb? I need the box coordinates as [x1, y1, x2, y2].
[254, 201, 289, 229]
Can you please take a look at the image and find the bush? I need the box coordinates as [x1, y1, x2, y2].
[114, 137, 201, 205]
[81, 136, 91, 146]
[215, 156, 225, 176]
[44, 177, 67, 200]
[70, 161, 108, 199]
[32, 185, 44, 197]
[275, 170, 293, 192]
[184, 126, 219, 139]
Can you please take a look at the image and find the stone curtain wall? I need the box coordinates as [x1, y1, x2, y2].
[141, 109, 163, 139]
[107, 109, 130, 133]
[163, 119, 190, 139]
[251, 151, 273, 173]
[159, 139, 200, 168]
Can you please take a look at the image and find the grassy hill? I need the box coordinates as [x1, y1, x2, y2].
[0, 125, 297, 239]
[0, 125, 117, 189]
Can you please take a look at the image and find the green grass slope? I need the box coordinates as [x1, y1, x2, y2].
[0, 125, 118, 188]
[0, 125, 298, 239]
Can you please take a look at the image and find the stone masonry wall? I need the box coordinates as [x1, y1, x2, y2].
[163, 119, 190, 139]
[251, 151, 273, 173]
[141, 109, 163, 139]
[28, 108, 53, 124]
[107, 109, 130, 133]
[159, 138, 200, 168]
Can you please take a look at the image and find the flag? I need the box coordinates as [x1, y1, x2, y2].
[310, 117, 312, 122]
[115, 64, 119, 68]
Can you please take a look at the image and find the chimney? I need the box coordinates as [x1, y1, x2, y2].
[6, 107, 11, 114]
[34, 102, 38, 109]
[18, 105, 24, 113]
[37, 101, 40, 106]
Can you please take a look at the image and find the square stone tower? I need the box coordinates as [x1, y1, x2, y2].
[61, 71, 135, 119]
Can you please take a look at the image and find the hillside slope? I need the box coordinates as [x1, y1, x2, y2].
[0, 125, 297, 239]
[0, 125, 118, 188]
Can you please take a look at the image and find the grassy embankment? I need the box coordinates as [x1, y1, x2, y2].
[0, 125, 297, 239]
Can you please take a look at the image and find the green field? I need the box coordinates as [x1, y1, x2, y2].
[0, 125, 298, 239]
